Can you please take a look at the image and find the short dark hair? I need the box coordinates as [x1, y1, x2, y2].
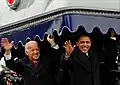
[76, 33, 91, 42]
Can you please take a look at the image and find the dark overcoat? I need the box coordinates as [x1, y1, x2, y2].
[62, 47, 101, 85]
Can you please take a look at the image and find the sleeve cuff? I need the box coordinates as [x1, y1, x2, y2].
[64, 53, 70, 60]
[52, 44, 59, 49]
[4, 52, 12, 60]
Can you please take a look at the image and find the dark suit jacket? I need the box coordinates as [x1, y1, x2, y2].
[104, 36, 118, 70]
[5, 49, 61, 85]
[62, 47, 100, 85]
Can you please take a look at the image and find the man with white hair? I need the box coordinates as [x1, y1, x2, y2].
[1, 36, 60, 85]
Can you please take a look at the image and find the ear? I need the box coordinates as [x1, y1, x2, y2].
[25, 50, 28, 56]
[76, 41, 79, 46]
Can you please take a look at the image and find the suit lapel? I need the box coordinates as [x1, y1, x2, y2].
[36, 62, 44, 73]
[89, 51, 98, 72]
[74, 49, 92, 72]
[25, 58, 44, 73]
[25, 61, 36, 73]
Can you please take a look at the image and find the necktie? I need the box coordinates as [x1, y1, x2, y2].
[33, 61, 38, 69]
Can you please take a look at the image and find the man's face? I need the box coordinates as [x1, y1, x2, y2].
[25, 41, 40, 61]
[76, 36, 91, 53]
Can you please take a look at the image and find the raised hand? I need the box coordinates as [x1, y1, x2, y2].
[7, 81, 13, 85]
[47, 35, 56, 47]
[63, 40, 76, 56]
[1, 38, 14, 54]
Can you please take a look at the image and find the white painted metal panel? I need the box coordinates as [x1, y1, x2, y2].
[0, 0, 119, 26]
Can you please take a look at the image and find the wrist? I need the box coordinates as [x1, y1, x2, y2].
[64, 53, 70, 60]
[5, 50, 11, 55]
[65, 52, 71, 57]
[51, 42, 56, 47]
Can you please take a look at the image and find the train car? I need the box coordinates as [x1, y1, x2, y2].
[0, 0, 120, 85]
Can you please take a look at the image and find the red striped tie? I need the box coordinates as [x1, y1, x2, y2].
[33, 61, 38, 69]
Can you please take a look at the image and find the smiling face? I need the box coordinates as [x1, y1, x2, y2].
[25, 41, 40, 61]
[76, 36, 91, 53]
